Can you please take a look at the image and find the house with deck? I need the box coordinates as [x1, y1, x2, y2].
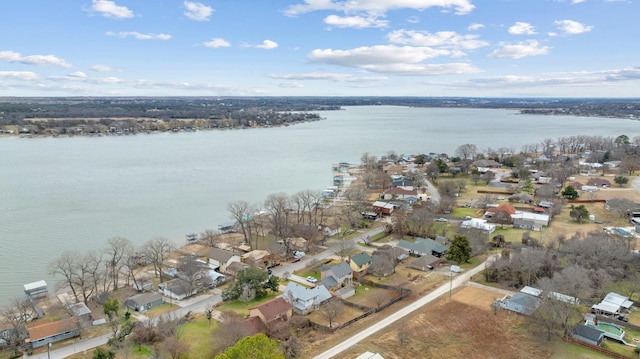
[282, 282, 332, 315]
[398, 238, 448, 258]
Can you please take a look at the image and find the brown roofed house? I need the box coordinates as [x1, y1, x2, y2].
[249, 297, 292, 328]
[26, 317, 79, 348]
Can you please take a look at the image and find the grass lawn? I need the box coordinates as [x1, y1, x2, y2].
[179, 315, 219, 359]
[550, 338, 612, 359]
[216, 292, 280, 316]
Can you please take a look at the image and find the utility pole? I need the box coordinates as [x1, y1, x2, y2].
[47, 342, 51, 359]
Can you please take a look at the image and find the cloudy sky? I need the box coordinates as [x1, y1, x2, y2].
[1, 0, 638, 97]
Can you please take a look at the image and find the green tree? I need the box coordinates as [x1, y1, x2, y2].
[570, 205, 589, 223]
[93, 347, 116, 359]
[445, 235, 472, 264]
[215, 333, 284, 359]
[521, 177, 535, 195]
[222, 267, 279, 301]
[561, 185, 579, 200]
[614, 176, 629, 187]
[103, 299, 119, 321]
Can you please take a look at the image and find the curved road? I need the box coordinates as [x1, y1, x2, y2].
[312, 254, 497, 359]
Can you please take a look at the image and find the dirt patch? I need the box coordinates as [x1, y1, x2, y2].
[452, 286, 502, 310]
[340, 299, 552, 359]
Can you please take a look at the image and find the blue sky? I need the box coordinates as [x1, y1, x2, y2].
[1, 0, 638, 97]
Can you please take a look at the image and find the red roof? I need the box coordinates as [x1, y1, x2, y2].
[485, 204, 517, 215]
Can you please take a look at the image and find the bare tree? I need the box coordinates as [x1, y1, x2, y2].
[162, 336, 189, 359]
[369, 251, 395, 278]
[1, 297, 32, 354]
[212, 311, 252, 354]
[264, 193, 293, 251]
[455, 143, 478, 161]
[144, 237, 174, 283]
[228, 200, 253, 248]
[199, 229, 221, 247]
[320, 299, 344, 328]
[105, 236, 133, 291]
[48, 251, 81, 302]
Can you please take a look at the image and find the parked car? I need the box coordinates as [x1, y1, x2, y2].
[291, 257, 301, 263]
[436, 217, 448, 222]
[306, 276, 318, 283]
[616, 315, 628, 322]
[293, 251, 305, 259]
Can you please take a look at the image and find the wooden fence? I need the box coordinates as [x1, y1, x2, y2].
[309, 279, 412, 333]
[565, 336, 634, 359]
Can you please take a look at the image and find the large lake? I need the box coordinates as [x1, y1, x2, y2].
[1, 106, 639, 304]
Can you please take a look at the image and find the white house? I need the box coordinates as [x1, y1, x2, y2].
[282, 282, 332, 315]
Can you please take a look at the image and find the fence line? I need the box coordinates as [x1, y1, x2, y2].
[564, 336, 633, 359]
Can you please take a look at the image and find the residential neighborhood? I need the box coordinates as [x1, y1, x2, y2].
[6, 135, 640, 359]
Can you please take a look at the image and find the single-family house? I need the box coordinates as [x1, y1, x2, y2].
[461, 218, 496, 233]
[226, 261, 249, 276]
[496, 292, 541, 316]
[241, 250, 271, 268]
[381, 187, 418, 200]
[372, 201, 395, 216]
[408, 255, 444, 271]
[572, 323, 605, 346]
[321, 223, 341, 237]
[321, 262, 353, 290]
[372, 244, 409, 263]
[392, 178, 414, 189]
[484, 204, 517, 224]
[398, 238, 449, 258]
[158, 279, 197, 301]
[587, 178, 612, 188]
[473, 159, 501, 169]
[282, 282, 332, 315]
[26, 318, 79, 348]
[206, 248, 241, 273]
[508, 193, 534, 204]
[125, 292, 164, 312]
[349, 252, 373, 278]
[249, 297, 292, 328]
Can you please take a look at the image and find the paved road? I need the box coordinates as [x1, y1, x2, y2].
[312, 254, 498, 359]
[30, 333, 112, 359]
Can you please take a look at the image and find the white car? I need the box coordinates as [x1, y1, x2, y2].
[306, 276, 318, 283]
[436, 217, 448, 222]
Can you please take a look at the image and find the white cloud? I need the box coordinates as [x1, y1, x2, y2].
[555, 19, 593, 34]
[276, 82, 304, 88]
[387, 30, 488, 52]
[106, 31, 171, 40]
[468, 23, 484, 31]
[90, 64, 113, 72]
[87, 0, 134, 19]
[509, 22, 537, 35]
[203, 38, 231, 48]
[255, 40, 279, 50]
[284, 0, 475, 17]
[0, 71, 39, 80]
[488, 40, 550, 59]
[307, 45, 480, 75]
[324, 15, 388, 28]
[0, 50, 72, 67]
[268, 72, 388, 82]
[184, 1, 214, 21]
[68, 71, 87, 78]
[572, 0, 585, 4]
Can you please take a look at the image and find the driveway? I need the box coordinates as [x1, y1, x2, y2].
[312, 254, 498, 359]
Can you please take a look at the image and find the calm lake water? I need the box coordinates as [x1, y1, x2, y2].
[1, 106, 639, 304]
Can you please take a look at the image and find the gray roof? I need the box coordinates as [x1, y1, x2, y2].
[410, 255, 442, 269]
[321, 276, 338, 289]
[126, 292, 163, 307]
[398, 238, 448, 255]
[351, 252, 372, 267]
[328, 261, 353, 277]
[573, 323, 604, 342]
[207, 248, 237, 263]
[283, 282, 331, 302]
[503, 292, 541, 315]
